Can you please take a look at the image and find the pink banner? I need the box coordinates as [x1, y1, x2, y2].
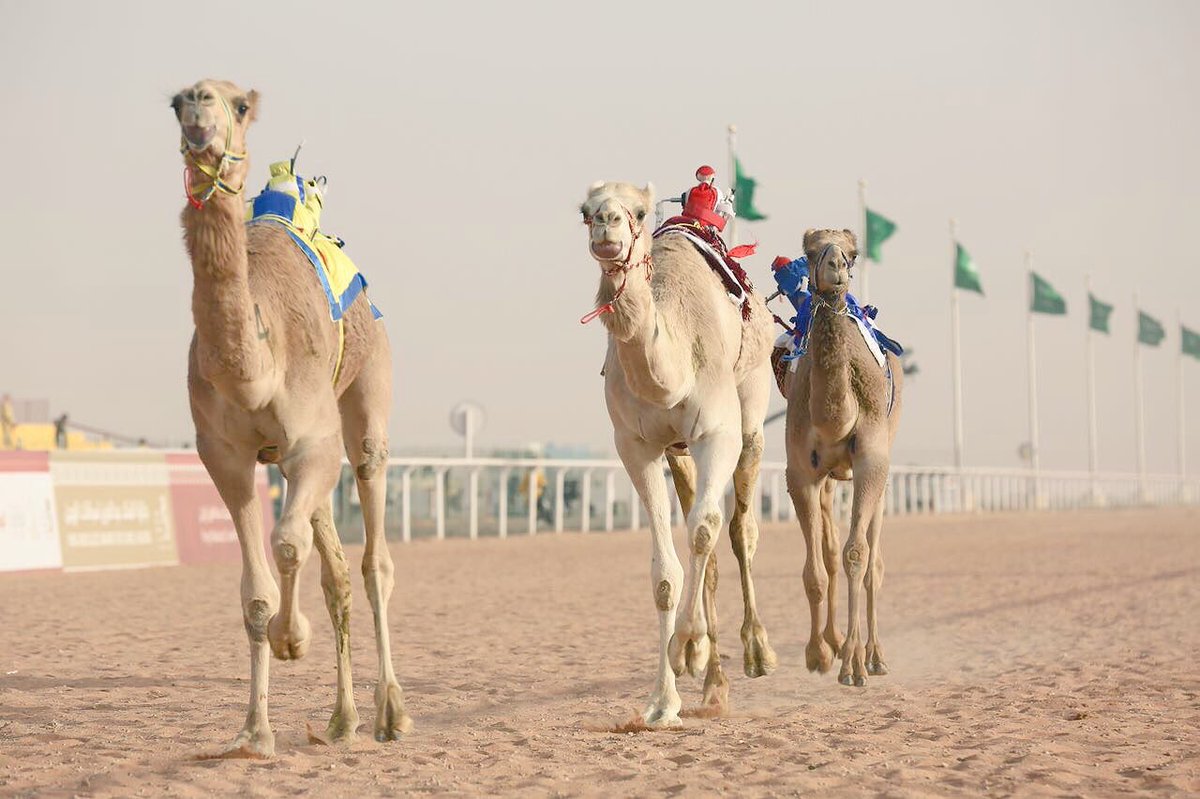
[166, 453, 274, 565]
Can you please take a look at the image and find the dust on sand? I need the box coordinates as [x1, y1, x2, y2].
[1, 508, 1197, 796]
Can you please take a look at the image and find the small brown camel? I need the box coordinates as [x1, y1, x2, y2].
[783, 229, 903, 687]
[171, 79, 409, 757]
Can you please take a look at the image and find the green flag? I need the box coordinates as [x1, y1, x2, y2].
[954, 243, 983, 294]
[864, 208, 897, 261]
[733, 158, 766, 221]
[1088, 294, 1113, 333]
[1137, 311, 1165, 346]
[1183, 325, 1200, 359]
[1030, 272, 1066, 315]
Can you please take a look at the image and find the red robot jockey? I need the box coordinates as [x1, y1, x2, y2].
[664, 165, 736, 234]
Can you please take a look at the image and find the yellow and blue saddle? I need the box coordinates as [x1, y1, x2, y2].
[246, 160, 381, 322]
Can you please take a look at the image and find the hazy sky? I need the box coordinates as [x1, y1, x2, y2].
[2, 0, 1198, 472]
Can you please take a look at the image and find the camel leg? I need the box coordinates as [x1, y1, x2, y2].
[618, 433, 683, 727]
[197, 436, 280, 757]
[729, 429, 777, 678]
[838, 453, 889, 687]
[668, 453, 728, 710]
[820, 480, 846, 656]
[864, 499, 888, 675]
[269, 432, 343, 662]
[788, 471, 833, 673]
[310, 501, 360, 742]
[341, 344, 412, 742]
[730, 362, 776, 678]
[668, 429, 741, 679]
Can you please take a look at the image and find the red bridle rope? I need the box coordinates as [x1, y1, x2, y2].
[580, 208, 652, 324]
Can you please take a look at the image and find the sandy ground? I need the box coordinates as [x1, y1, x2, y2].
[1, 507, 1198, 797]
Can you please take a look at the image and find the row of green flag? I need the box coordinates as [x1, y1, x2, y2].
[728, 162, 1197, 359]
[954, 244, 1200, 357]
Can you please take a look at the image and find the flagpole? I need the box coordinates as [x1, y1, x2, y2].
[858, 179, 869, 304]
[1178, 307, 1186, 480]
[1026, 252, 1041, 507]
[727, 123, 738, 249]
[950, 220, 968, 511]
[1134, 292, 1147, 502]
[1086, 275, 1100, 504]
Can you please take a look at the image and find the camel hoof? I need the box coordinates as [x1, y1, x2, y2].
[702, 666, 730, 710]
[643, 705, 683, 728]
[867, 659, 889, 676]
[854, 675, 867, 687]
[219, 728, 274, 759]
[267, 611, 311, 661]
[316, 709, 361, 745]
[374, 681, 413, 742]
[667, 631, 710, 678]
[839, 673, 855, 686]
[742, 624, 778, 678]
[805, 639, 834, 674]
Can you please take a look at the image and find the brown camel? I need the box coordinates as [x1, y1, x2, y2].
[783, 229, 903, 687]
[171, 79, 409, 757]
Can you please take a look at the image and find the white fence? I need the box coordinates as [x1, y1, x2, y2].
[329, 458, 1200, 543]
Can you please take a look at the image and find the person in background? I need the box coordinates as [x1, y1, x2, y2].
[1, 394, 14, 449]
[53, 413, 69, 450]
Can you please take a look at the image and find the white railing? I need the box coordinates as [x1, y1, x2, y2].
[328, 458, 1200, 542]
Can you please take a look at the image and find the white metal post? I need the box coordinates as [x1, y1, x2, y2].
[858, 179, 869, 305]
[434, 468, 446, 540]
[727, 123, 738, 249]
[580, 469, 593, 533]
[554, 469, 565, 533]
[1026, 254, 1041, 507]
[1178, 307, 1187, 480]
[1134, 292, 1147, 501]
[400, 467, 412, 543]
[528, 467, 539, 535]
[468, 468, 479, 540]
[1086, 275, 1100, 503]
[604, 470, 615, 532]
[497, 468, 509, 539]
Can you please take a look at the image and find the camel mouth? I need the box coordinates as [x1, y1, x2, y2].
[182, 124, 217, 150]
[591, 241, 624, 261]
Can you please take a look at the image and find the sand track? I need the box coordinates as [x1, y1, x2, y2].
[1, 508, 1197, 796]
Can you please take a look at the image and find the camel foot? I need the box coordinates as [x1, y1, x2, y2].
[805, 638, 835, 674]
[838, 641, 867, 687]
[311, 708, 360, 745]
[701, 663, 730, 710]
[867, 643, 888, 676]
[642, 693, 683, 728]
[374, 681, 413, 742]
[667, 629, 710, 678]
[218, 727, 274, 759]
[267, 611, 311, 661]
[741, 622, 778, 678]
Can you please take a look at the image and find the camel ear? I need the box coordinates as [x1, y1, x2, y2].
[641, 182, 655, 205]
[802, 228, 820, 256]
[588, 180, 606, 193]
[246, 89, 259, 123]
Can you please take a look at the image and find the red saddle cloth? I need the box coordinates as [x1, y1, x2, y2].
[654, 217, 756, 320]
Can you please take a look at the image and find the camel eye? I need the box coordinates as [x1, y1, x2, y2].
[236, 103, 249, 118]
[636, 209, 646, 221]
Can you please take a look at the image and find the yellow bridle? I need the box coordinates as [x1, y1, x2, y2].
[180, 93, 247, 208]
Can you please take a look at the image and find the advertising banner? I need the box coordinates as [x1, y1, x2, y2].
[51, 451, 178, 571]
[167, 453, 274, 565]
[0, 452, 62, 572]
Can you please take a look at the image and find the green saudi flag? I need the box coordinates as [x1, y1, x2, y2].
[733, 158, 766, 221]
[1183, 325, 1200, 359]
[1137, 311, 1165, 346]
[864, 208, 897, 261]
[1088, 294, 1113, 333]
[1030, 272, 1066, 315]
[954, 243, 983, 294]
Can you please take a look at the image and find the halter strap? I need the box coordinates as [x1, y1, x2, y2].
[181, 93, 247, 209]
[580, 206, 652, 324]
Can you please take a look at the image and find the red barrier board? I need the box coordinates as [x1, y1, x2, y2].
[166, 453, 274, 565]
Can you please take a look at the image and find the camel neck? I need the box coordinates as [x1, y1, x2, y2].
[807, 300, 857, 436]
[183, 192, 270, 389]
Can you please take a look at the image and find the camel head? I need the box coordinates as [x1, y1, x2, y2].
[803, 228, 858, 298]
[171, 79, 259, 204]
[579, 182, 654, 267]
